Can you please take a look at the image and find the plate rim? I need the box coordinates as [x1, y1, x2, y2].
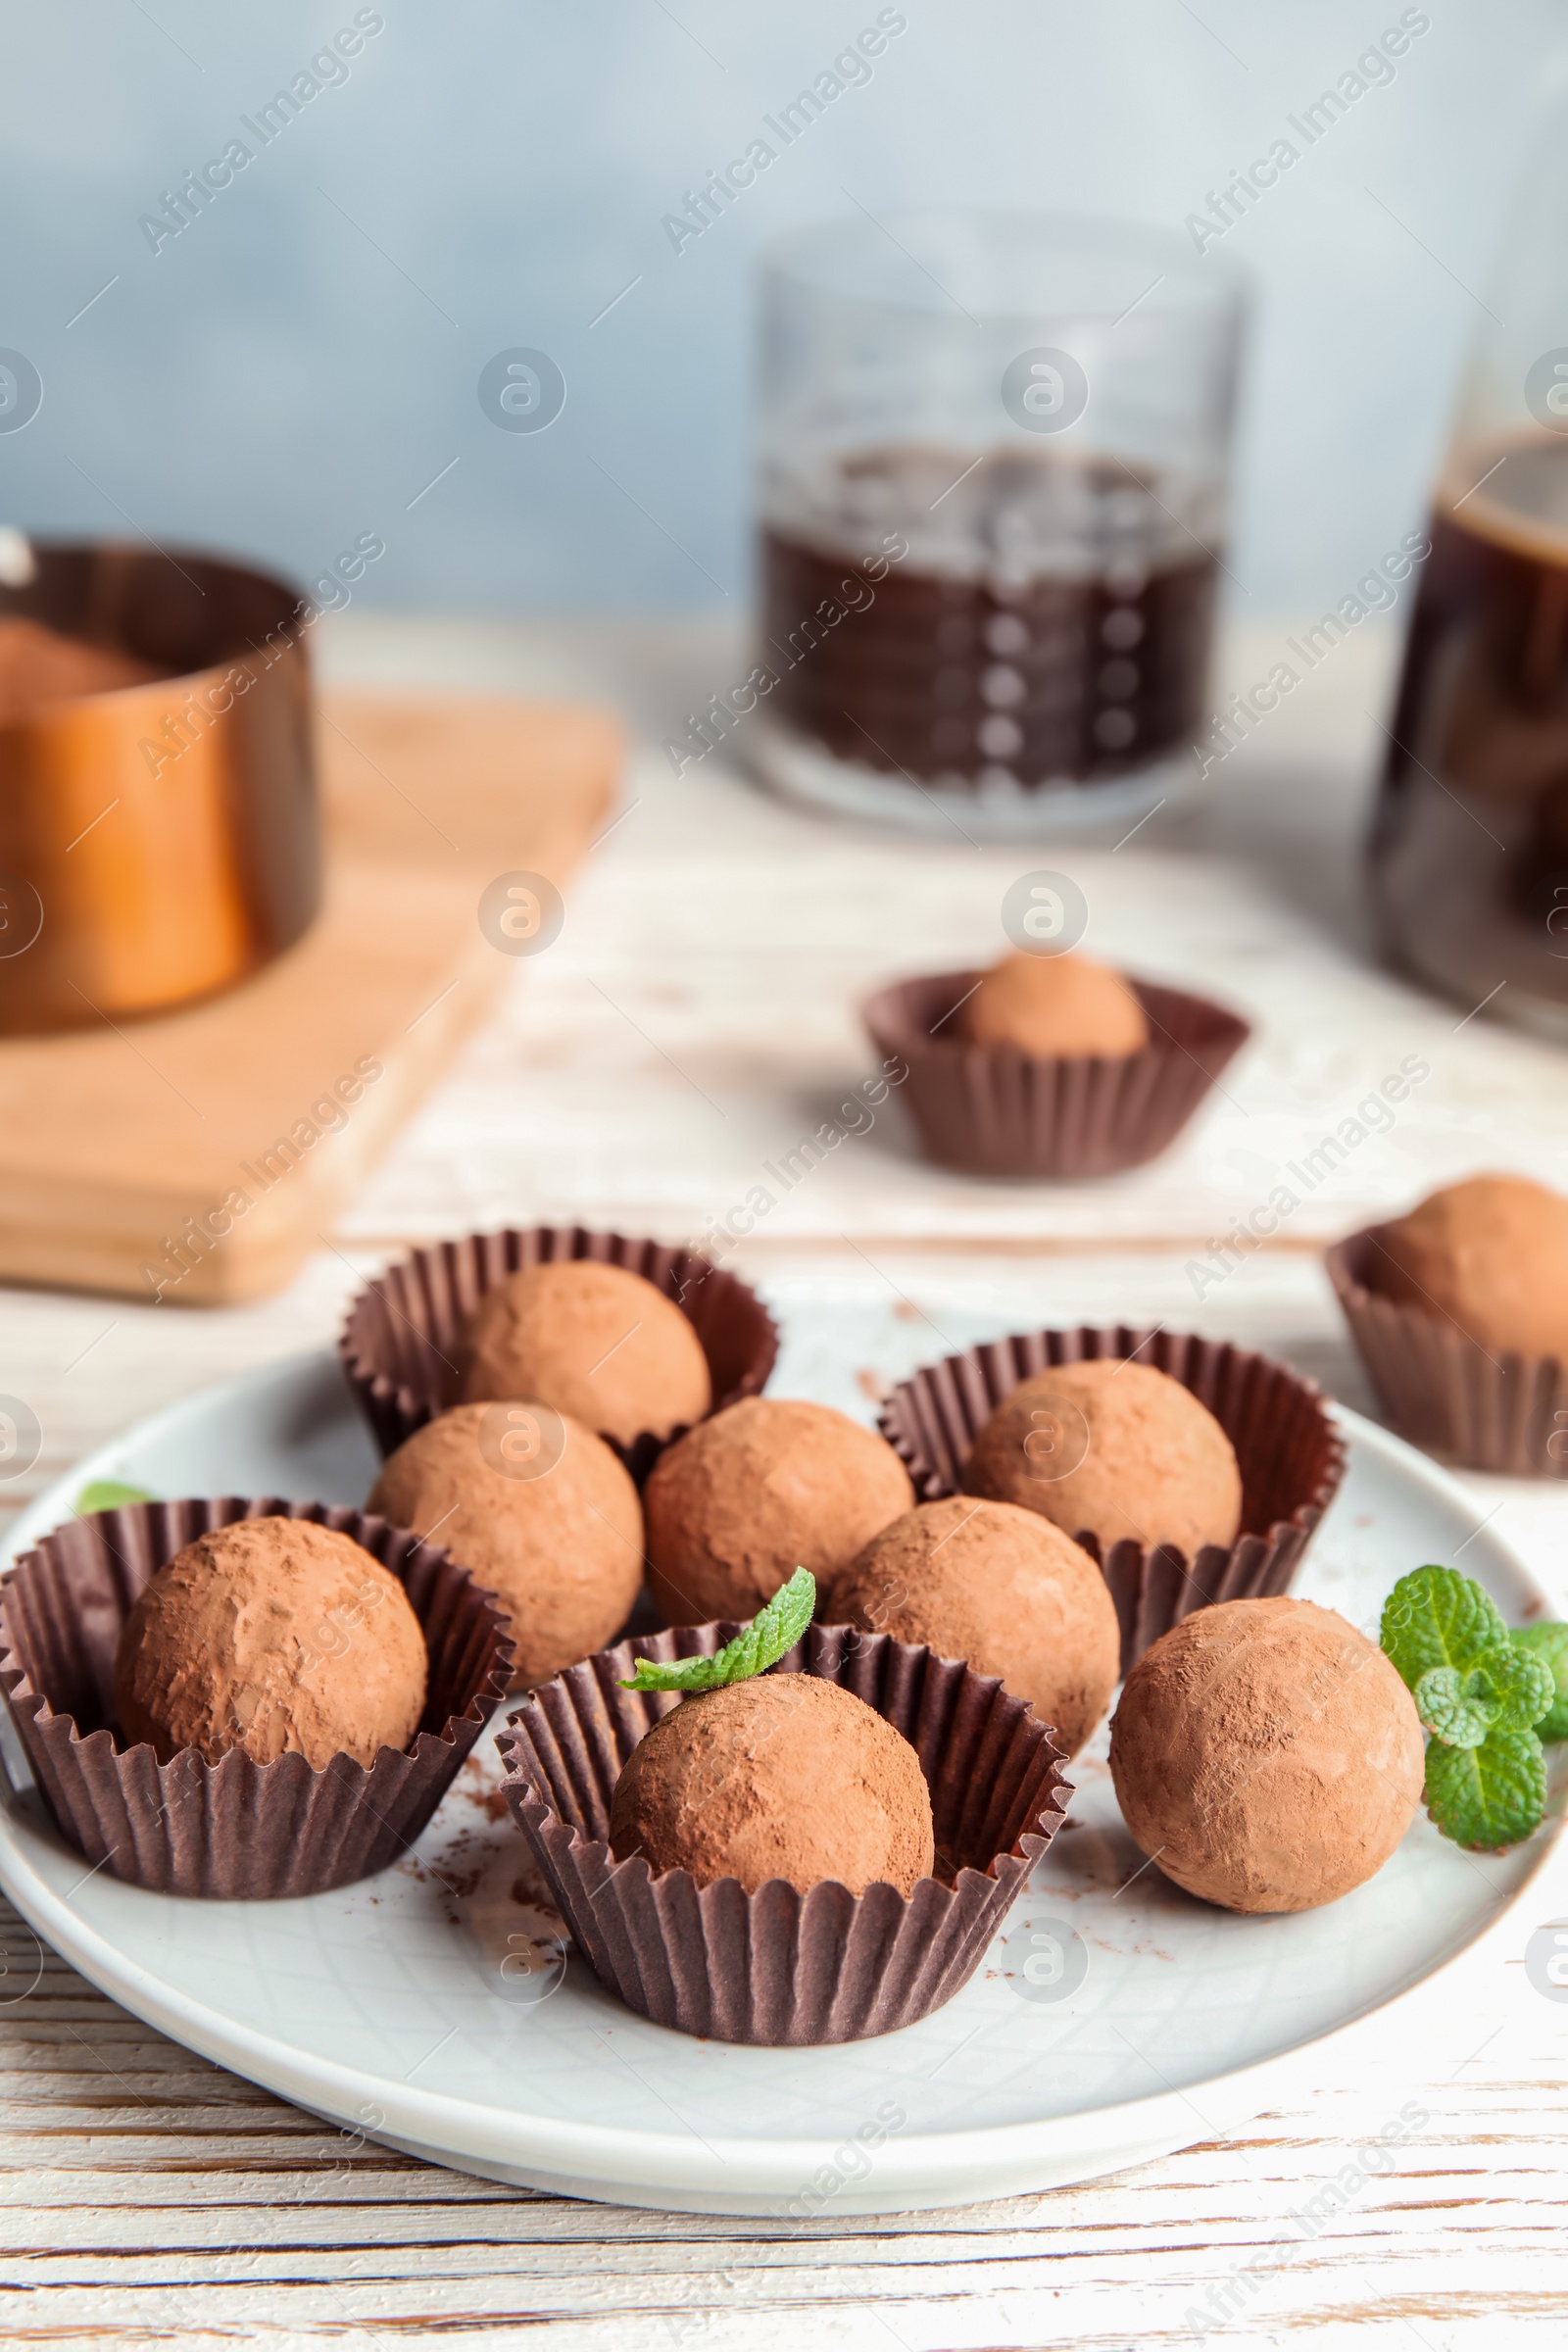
[1, 1346, 1563, 2207]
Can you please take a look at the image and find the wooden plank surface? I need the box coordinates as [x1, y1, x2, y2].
[302, 621, 1568, 1271]
[2, 1878, 1565, 2351]
[2, 615, 1567, 2347]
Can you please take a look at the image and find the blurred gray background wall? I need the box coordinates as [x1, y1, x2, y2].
[1, 0, 1560, 618]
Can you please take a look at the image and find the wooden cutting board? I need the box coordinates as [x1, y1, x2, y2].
[0, 690, 621, 1303]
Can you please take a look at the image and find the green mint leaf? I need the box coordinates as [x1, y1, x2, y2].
[1480, 1647, 1557, 1734]
[1381, 1565, 1509, 1689]
[1416, 1650, 1555, 1746]
[1414, 1666, 1494, 1748]
[74, 1479, 156, 1516]
[1423, 1725, 1546, 1851]
[619, 1568, 816, 1694]
[1513, 1625, 1568, 1743]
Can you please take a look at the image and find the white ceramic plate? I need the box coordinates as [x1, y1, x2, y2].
[1, 1291, 1562, 2218]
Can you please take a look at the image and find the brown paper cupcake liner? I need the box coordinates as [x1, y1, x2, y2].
[496, 1622, 1071, 2046]
[1328, 1229, 1568, 1478]
[878, 1325, 1346, 1677]
[861, 968, 1250, 1179]
[0, 1497, 514, 1899]
[340, 1225, 780, 1482]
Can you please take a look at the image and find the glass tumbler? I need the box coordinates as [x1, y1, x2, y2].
[747, 209, 1248, 837]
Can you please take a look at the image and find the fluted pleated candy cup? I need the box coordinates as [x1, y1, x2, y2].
[340, 1224, 780, 1484]
[861, 968, 1250, 1181]
[878, 1324, 1346, 1677]
[1328, 1227, 1568, 1477]
[0, 1496, 514, 1899]
[496, 1621, 1071, 2046]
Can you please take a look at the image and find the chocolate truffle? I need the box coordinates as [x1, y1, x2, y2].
[114, 1517, 427, 1771]
[964, 950, 1149, 1058]
[826, 1497, 1119, 1754]
[609, 1672, 934, 1895]
[963, 1359, 1243, 1555]
[367, 1400, 643, 1684]
[458, 1260, 711, 1446]
[644, 1397, 914, 1627]
[1371, 1173, 1568, 1359]
[1109, 1596, 1425, 1913]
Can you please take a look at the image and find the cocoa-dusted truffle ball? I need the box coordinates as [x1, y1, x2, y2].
[826, 1497, 1118, 1755]
[1109, 1596, 1425, 1913]
[114, 1518, 427, 1770]
[1370, 1173, 1568, 1360]
[368, 1400, 643, 1684]
[963, 951, 1149, 1058]
[964, 1359, 1242, 1555]
[459, 1261, 711, 1446]
[644, 1397, 914, 1627]
[610, 1673, 934, 1895]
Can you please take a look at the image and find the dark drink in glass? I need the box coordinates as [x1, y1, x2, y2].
[759, 444, 1220, 804]
[1374, 437, 1568, 1036]
[1372, 106, 1568, 1034]
[750, 211, 1247, 837]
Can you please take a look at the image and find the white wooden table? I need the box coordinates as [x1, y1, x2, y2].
[3, 617, 1567, 2350]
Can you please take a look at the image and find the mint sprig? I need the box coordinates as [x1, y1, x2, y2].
[1513, 1623, 1568, 1743]
[618, 1568, 815, 1694]
[1381, 1565, 1559, 1851]
[74, 1479, 156, 1515]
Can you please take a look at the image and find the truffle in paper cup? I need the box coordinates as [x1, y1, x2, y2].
[497, 1622, 1071, 2046]
[0, 1497, 514, 1899]
[878, 1326, 1345, 1677]
[1328, 1227, 1568, 1478]
[339, 1225, 779, 1483]
[861, 967, 1249, 1180]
